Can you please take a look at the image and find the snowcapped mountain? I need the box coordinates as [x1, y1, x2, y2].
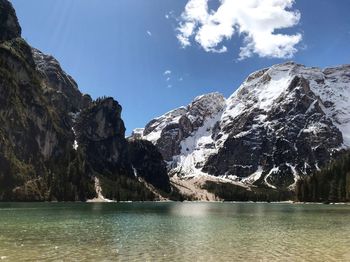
[133, 62, 350, 190]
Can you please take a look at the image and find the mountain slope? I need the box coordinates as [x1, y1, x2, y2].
[0, 0, 170, 201]
[134, 62, 350, 193]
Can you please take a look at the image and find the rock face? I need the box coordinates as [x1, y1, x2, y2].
[0, 0, 21, 41]
[134, 62, 350, 190]
[0, 23, 77, 200]
[32, 48, 85, 113]
[128, 139, 171, 193]
[0, 0, 170, 201]
[76, 98, 131, 177]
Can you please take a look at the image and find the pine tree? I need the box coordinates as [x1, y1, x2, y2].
[296, 151, 350, 202]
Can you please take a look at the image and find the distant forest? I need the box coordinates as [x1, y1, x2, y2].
[296, 151, 350, 202]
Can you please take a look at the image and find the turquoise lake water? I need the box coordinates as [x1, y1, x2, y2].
[0, 202, 349, 261]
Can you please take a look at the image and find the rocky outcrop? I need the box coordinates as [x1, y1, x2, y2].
[75, 98, 132, 178]
[135, 62, 350, 191]
[73, 97, 171, 195]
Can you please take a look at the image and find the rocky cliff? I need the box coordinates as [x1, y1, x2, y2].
[134, 62, 350, 197]
[0, 0, 170, 201]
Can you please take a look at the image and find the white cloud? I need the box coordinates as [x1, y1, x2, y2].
[146, 30, 152, 36]
[165, 11, 175, 20]
[177, 0, 302, 59]
[163, 70, 172, 75]
[164, 70, 172, 85]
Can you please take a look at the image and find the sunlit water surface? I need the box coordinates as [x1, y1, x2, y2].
[0, 202, 349, 261]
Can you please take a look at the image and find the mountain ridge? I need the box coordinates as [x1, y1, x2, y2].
[133, 61, 350, 194]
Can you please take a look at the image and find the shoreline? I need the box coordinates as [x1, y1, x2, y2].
[0, 200, 349, 205]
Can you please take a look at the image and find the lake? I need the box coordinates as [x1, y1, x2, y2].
[0, 202, 349, 261]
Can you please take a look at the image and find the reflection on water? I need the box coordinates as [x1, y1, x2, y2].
[0, 202, 349, 261]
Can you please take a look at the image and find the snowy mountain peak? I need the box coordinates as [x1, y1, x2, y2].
[235, 62, 298, 105]
[132, 92, 226, 161]
[135, 63, 350, 190]
[134, 92, 226, 143]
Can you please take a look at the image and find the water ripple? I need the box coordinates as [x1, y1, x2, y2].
[0, 202, 349, 261]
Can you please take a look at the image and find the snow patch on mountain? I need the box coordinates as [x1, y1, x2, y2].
[242, 166, 263, 184]
[172, 109, 224, 176]
[286, 163, 300, 189]
[264, 167, 279, 189]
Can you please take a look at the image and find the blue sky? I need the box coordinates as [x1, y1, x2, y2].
[11, 0, 350, 134]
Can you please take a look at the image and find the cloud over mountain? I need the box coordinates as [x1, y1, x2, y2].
[177, 0, 302, 59]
